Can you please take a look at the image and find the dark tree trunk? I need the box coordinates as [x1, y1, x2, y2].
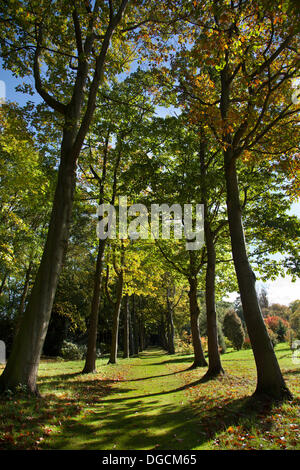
[0, 145, 77, 394]
[188, 277, 207, 368]
[224, 152, 292, 400]
[0, 1, 129, 395]
[160, 312, 168, 350]
[199, 137, 224, 379]
[108, 272, 123, 364]
[166, 296, 175, 355]
[129, 298, 135, 356]
[123, 294, 130, 359]
[203, 226, 224, 378]
[131, 294, 139, 355]
[82, 239, 106, 373]
[139, 308, 145, 352]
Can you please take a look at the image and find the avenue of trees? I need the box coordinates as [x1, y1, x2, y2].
[0, 0, 299, 402]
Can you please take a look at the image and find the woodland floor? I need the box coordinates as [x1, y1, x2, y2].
[0, 343, 299, 450]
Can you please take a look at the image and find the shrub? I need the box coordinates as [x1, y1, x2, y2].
[224, 337, 233, 349]
[266, 327, 278, 347]
[265, 315, 290, 342]
[277, 320, 288, 342]
[290, 310, 300, 340]
[223, 309, 245, 350]
[286, 328, 296, 348]
[61, 340, 84, 360]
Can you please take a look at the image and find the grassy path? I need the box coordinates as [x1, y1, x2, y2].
[0, 344, 299, 450]
[46, 349, 202, 450]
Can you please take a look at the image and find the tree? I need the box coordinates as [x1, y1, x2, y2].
[290, 309, 300, 340]
[81, 71, 155, 372]
[198, 128, 227, 378]
[258, 287, 269, 310]
[277, 320, 288, 343]
[265, 315, 290, 343]
[171, 0, 299, 399]
[106, 243, 125, 364]
[145, 115, 235, 373]
[290, 300, 300, 314]
[163, 274, 184, 355]
[123, 294, 130, 358]
[223, 309, 245, 351]
[0, 0, 132, 394]
[0, 103, 52, 350]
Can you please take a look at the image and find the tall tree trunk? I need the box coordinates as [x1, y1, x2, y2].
[160, 312, 168, 350]
[224, 153, 291, 400]
[0, 1, 129, 395]
[139, 308, 145, 351]
[15, 262, 33, 338]
[199, 134, 224, 378]
[203, 226, 224, 378]
[0, 147, 77, 394]
[166, 295, 175, 354]
[123, 294, 130, 359]
[108, 271, 123, 364]
[129, 298, 135, 356]
[188, 277, 207, 368]
[131, 294, 139, 355]
[82, 239, 106, 373]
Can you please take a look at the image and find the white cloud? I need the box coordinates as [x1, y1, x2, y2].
[223, 201, 300, 307]
[223, 276, 300, 305]
[223, 276, 300, 307]
[262, 276, 300, 306]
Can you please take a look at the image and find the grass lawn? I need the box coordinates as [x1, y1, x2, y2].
[0, 343, 299, 450]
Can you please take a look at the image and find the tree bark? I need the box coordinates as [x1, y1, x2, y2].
[199, 136, 224, 379]
[224, 152, 292, 400]
[82, 239, 106, 373]
[108, 271, 123, 364]
[160, 312, 168, 350]
[139, 308, 145, 351]
[131, 294, 139, 355]
[203, 226, 224, 378]
[129, 297, 135, 356]
[188, 277, 207, 368]
[166, 293, 175, 354]
[123, 294, 130, 359]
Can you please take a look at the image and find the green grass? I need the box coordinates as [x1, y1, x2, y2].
[0, 343, 299, 450]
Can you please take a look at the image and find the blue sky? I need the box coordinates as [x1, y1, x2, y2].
[1, 63, 299, 306]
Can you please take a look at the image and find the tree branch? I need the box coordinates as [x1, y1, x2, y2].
[72, 7, 84, 57]
[33, 26, 67, 115]
[73, 0, 129, 158]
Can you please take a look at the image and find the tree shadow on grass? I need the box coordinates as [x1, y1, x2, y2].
[38, 371, 116, 388]
[147, 356, 194, 366]
[50, 386, 297, 450]
[0, 391, 83, 450]
[0, 372, 133, 450]
[124, 369, 186, 382]
[38, 374, 133, 403]
[3, 350, 297, 451]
